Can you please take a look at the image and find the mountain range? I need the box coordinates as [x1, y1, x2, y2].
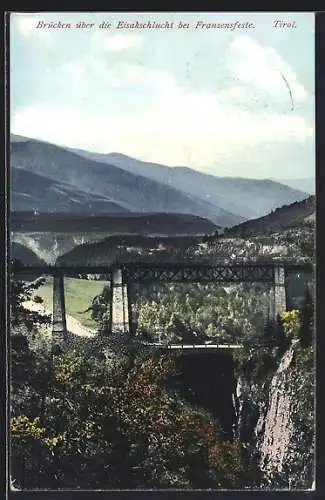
[68, 147, 311, 220]
[10, 134, 310, 227]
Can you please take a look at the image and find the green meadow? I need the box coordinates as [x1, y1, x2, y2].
[34, 277, 107, 330]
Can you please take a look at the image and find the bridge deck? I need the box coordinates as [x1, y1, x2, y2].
[11, 261, 312, 283]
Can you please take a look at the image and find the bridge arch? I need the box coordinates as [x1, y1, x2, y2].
[10, 242, 46, 267]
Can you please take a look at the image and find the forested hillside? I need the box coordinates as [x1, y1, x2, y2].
[9, 195, 315, 490]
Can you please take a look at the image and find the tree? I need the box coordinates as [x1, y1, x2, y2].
[280, 309, 301, 341]
[11, 338, 246, 489]
[81, 284, 111, 334]
[299, 234, 314, 262]
[10, 262, 51, 337]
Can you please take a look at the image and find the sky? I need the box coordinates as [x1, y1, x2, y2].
[10, 12, 315, 179]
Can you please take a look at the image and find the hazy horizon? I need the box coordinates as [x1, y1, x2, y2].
[10, 132, 315, 186]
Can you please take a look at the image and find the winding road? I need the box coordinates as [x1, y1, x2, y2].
[22, 300, 96, 338]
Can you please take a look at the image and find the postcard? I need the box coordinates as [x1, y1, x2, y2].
[8, 11, 316, 492]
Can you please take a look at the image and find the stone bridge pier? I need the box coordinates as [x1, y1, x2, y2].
[270, 265, 287, 320]
[52, 275, 68, 344]
[51, 267, 133, 344]
[109, 268, 132, 335]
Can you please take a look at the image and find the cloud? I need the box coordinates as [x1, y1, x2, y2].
[11, 88, 313, 171]
[39, 54, 178, 108]
[11, 33, 314, 177]
[227, 35, 308, 106]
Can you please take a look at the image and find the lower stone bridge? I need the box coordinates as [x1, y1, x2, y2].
[12, 261, 313, 345]
[141, 342, 244, 352]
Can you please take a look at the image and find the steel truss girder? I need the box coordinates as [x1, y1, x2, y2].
[122, 264, 275, 283]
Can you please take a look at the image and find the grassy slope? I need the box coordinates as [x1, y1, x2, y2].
[34, 277, 106, 329]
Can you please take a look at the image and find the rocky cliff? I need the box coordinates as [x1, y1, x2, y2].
[256, 343, 296, 485]
[236, 339, 315, 489]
